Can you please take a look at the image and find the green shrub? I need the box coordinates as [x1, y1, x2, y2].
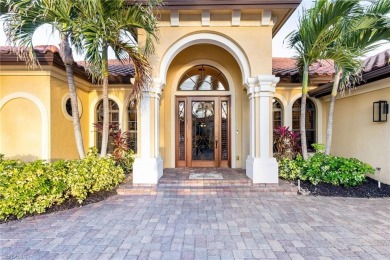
[116, 149, 135, 174]
[301, 154, 374, 186]
[0, 149, 125, 221]
[67, 148, 125, 202]
[278, 154, 304, 181]
[0, 160, 68, 219]
[277, 144, 375, 187]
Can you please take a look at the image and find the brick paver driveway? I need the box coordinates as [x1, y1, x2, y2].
[1, 192, 389, 259]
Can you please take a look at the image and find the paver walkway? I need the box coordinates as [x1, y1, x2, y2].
[1, 191, 390, 259]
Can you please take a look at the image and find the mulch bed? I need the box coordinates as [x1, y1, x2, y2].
[295, 177, 390, 198]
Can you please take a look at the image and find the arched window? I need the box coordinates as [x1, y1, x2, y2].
[178, 65, 229, 91]
[292, 98, 316, 152]
[127, 100, 137, 153]
[273, 98, 283, 129]
[96, 99, 119, 153]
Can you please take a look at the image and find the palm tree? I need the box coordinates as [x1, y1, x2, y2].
[324, 0, 390, 155]
[2, 0, 86, 159]
[72, 0, 161, 157]
[286, 0, 359, 159]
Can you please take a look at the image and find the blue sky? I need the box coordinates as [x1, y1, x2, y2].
[1, 0, 389, 60]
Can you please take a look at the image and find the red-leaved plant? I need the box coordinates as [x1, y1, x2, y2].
[273, 126, 301, 160]
[93, 122, 128, 160]
[93, 122, 135, 173]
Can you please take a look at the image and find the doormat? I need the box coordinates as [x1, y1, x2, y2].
[189, 173, 223, 180]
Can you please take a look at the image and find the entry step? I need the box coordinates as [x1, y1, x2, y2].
[117, 182, 298, 196]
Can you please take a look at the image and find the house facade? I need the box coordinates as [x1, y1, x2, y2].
[1, 0, 389, 184]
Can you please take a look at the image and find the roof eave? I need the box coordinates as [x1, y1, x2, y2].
[309, 66, 390, 98]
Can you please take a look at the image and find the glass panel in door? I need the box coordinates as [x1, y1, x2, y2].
[192, 101, 215, 161]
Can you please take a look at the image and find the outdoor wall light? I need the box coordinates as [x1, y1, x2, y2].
[373, 100, 388, 122]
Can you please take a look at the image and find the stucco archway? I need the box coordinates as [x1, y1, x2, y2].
[0, 92, 49, 160]
[158, 32, 251, 86]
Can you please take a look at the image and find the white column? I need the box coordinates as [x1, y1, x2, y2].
[246, 75, 280, 184]
[133, 78, 164, 184]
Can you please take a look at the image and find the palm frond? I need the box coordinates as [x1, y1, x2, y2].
[73, 0, 160, 98]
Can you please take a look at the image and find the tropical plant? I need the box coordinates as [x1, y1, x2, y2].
[278, 154, 304, 181]
[286, 0, 359, 159]
[300, 151, 374, 187]
[273, 126, 301, 160]
[277, 143, 375, 187]
[324, 0, 390, 155]
[0, 148, 125, 221]
[93, 122, 135, 173]
[72, 0, 161, 157]
[2, 0, 86, 159]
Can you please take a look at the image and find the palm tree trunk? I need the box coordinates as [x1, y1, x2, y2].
[325, 69, 342, 155]
[300, 67, 309, 160]
[59, 34, 85, 159]
[100, 47, 110, 157]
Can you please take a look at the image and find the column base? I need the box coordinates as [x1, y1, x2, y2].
[246, 156, 278, 184]
[133, 156, 163, 184]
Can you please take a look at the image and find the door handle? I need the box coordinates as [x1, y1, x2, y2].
[215, 139, 218, 149]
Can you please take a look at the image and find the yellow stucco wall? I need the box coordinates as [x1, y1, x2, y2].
[50, 77, 88, 160]
[0, 73, 50, 161]
[1, 67, 97, 161]
[1, 98, 42, 161]
[321, 80, 390, 184]
[148, 26, 273, 78]
[76, 86, 90, 154]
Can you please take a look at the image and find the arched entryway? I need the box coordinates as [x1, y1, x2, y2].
[159, 42, 244, 170]
[175, 64, 231, 167]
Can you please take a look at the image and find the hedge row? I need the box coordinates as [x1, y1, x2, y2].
[0, 148, 125, 220]
[279, 153, 374, 187]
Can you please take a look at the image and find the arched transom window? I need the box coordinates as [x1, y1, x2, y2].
[96, 99, 119, 153]
[292, 98, 316, 152]
[272, 98, 283, 129]
[178, 65, 229, 91]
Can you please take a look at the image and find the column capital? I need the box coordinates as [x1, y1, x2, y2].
[245, 77, 259, 96]
[245, 75, 279, 96]
[142, 78, 165, 99]
[257, 75, 279, 93]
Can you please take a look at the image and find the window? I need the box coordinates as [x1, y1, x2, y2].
[292, 98, 316, 152]
[273, 98, 283, 129]
[96, 99, 119, 153]
[127, 100, 137, 153]
[178, 65, 229, 91]
[65, 98, 73, 117]
[62, 94, 82, 120]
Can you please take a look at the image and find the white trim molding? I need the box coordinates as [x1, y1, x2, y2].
[61, 94, 83, 121]
[0, 92, 50, 160]
[159, 32, 251, 86]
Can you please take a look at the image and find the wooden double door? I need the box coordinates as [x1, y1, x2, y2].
[176, 96, 230, 167]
